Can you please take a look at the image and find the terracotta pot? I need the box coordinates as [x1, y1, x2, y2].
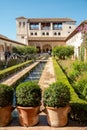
[17, 106, 40, 127]
[0, 105, 14, 127]
[44, 105, 71, 127]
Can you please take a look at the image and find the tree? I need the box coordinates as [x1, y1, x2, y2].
[12, 46, 37, 55]
[52, 46, 74, 60]
[12, 46, 24, 55]
[12, 46, 37, 61]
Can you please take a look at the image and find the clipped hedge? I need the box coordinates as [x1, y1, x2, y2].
[53, 58, 87, 121]
[0, 84, 14, 107]
[0, 60, 32, 81]
[43, 81, 70, 107]
[16, 81, 42, 107]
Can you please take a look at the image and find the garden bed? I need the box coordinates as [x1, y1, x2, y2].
[52, 58, 87, 121]
[0, 60, 32, 81]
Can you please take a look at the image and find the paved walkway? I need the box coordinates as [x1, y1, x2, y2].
[38, 57, 56, 90]
[0, 57, 87, 130]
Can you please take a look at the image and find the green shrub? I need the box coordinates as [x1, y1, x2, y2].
[0, 60, 32, 81]
[52, 58, 87, 121]
[0, 61, 4, 70]
[75, 77, 87, 101]
[70, 103, 87, 121]
[69, 70, 80, 83]
[16, 81, 42, 107]
[43, 81, 70, 107]
[73, 61, 87, 72]
[7, 59, 22, 67]
[52, 46, 74, 60]
[67, 61, 87, 85]
[0, 84, 14, 107]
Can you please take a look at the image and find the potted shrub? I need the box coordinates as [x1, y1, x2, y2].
[43, 81, 71, 127]
[16, 81, 42, 127]
[0, 84, 14, 126]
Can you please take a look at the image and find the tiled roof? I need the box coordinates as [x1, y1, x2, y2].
[0, 34, 25, 46]
[16, 17, 76, 22]
[0, 34, 9, 40]
[16, 16, 27, 19]
[27, 18, 76, 23]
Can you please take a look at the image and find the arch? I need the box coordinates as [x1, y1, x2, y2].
[42, 44, 52, 53]
[36, 46, 41, 53]
[0, 45, 4, 52]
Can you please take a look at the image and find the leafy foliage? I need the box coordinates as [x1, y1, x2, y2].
[53, 58, 87, 121]
[12, 46, 37, 61]
[16, 81, 42, 107]
[52, 46, 74, 60]
[43, 81, 70, 107]
[74, 76, 87, 101]
[68, 60, 87, 84]
[0, 84, 14, 107]
[0, 60, 32, 81]
[12, 46, 37, 56]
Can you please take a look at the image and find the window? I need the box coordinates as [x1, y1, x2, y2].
[35, 32, 37, 35]
[30, 23, 39, 30]
[41, 23, 50, 30]
[69, 26, 71, 29]
[53, 23, 62, 30]
[19, 22, 21, 27]
[54, 32, 57, 35]
[42, 32, 45, 35]
[58, 32, 61, 35]
[31, 32, 33, 35]
[46, 32, 49, 35]
[21, 36, 24, 39]
[23, 22, 25, 27]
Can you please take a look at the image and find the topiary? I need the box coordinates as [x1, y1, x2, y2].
[43, 81, 70, 108]
[0, 84, 14, 107]
[16, 81, 42, 107]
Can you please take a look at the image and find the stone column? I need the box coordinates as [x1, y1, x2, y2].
[34, 43, 37, 48]
[39, 23, 41, 30]
[27, 22, 30, 32]
[77, 47, 80, 60]
[40, 44, 43, 53]
[50, 22, 53, 30]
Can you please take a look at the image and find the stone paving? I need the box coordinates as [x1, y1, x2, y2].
[0, 57, 87, 130]
[38, 57, 56, 90]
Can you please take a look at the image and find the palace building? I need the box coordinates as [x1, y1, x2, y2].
[66, 20, 87, 60]
[0, 17, 86, 61]
[16, 17, 76, 53]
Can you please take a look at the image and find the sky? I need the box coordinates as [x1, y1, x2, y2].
[0, 0, 87, 40]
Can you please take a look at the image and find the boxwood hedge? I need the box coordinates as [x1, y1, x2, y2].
[52, 58, 87, 121]
[0, 60, 32, 81]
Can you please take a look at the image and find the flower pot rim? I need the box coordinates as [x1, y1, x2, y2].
[17, 106, 40, 109]
[46, 105, 70, 110]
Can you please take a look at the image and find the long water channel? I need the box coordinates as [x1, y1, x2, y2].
[12, 61, 46, 119]
[23, 61, 46, 82]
